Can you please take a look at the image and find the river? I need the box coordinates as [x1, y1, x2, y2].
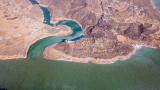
[0, 0, 160, 90]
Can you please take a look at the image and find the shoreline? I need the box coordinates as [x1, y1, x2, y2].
[0, 25, 73, 60]
[1, 0, 160, 63]
[43, 42, 160, 64]
[50, 17, 83, 30]
[150, 0, 160, 14]
[0, 55, 25, 60]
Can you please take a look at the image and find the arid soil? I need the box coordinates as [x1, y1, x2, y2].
[0, 0, 72, 59]
[41, 0, 160, 64]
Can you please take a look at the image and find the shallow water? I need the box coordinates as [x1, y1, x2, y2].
[152, 0, 160, 11]
[1, 47, 160, 90]
[0, 0, 160, 90]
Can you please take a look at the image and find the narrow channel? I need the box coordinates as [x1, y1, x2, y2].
[27, 0, 85, 58]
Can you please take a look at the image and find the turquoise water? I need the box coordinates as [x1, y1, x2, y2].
[0, 0, 160, 90]
[152, 0, 160, 10]
[27, 20, 84, 58]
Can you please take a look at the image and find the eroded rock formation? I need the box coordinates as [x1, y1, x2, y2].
[42, 0, 160, 64]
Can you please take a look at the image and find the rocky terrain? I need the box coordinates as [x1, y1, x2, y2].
[0, 0, 72, 59]
[41, 0, 160, 64]
[0, 0, 160, 64]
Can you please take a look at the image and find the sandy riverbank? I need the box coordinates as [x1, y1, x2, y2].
[0, 0, 73, 60]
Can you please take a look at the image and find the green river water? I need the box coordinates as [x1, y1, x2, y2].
[0, 0, 160, 90]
